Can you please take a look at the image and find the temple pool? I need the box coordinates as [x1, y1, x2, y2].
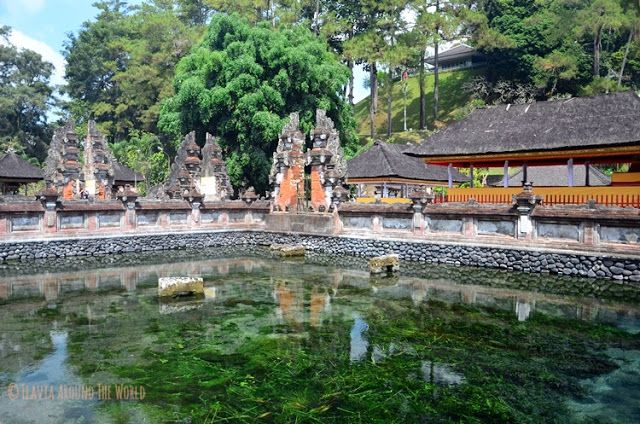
[0, 248, 639, 423]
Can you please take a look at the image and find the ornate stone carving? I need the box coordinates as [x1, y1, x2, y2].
[152, 131, 231, 201]
[44, 121, 81, 199]
[271, 113, 306, 212]
[201, 133, 232, 201]
[83, 121, 115, 199]
[308, 109, 347, 212]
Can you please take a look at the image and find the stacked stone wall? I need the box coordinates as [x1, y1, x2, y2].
[1, 230, 640, 283]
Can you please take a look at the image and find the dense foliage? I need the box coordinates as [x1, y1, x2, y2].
[4, 0, 639, 181]
[0, 26, 54, 162]
[159, 13, 357, 193]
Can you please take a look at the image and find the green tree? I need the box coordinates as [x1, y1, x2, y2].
[110, 130, 170, 194]
[158, 13, 356, 193]
[534, 49, 579, 95]
[344, 0, 408, 138]
[63, 0, 202, 140]
[616, 0, 640, 88]
[576, 0, 626, 78]
[0, 26, 54, 162]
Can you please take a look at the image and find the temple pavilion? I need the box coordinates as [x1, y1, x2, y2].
[347, 140, 467, 203]
[112, 160, 145, 193]
[406, 92, 640, 206]
[0, 150, 43, 195]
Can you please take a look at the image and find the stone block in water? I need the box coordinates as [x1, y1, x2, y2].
[158, 277, 204, 297]
[369, 254, 400, 274]
[270, 244, 305, 257]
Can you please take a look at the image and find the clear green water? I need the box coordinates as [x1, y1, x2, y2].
[0, 248, 639, 423]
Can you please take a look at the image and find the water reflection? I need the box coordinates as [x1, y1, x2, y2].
[0, 330, 95, 423]
[349, 315, 369, 362]
[3, 256, 640, 332]
[421, 361, 466, 386]
[1, 253, 640, 422]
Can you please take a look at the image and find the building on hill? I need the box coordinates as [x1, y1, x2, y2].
[0, 150, 43, 195]
[347, 141, 467, 202]
[426, 43, 486, 72]
[405, 92, 640, 206]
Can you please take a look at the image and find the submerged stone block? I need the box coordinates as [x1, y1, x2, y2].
[158, 277, 204, 297]
[369, 254, 400, 274]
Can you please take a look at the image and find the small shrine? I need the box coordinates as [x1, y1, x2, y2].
[153, 131, 232, 201]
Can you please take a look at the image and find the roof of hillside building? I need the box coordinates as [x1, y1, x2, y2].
[406, 92, 640, 160]
[426, 43, 482, 64]
[0, 151, 44, 181]
[490, 165, 611, 187]
[113, 161, 144, 183]
[347, 141, 467, 183]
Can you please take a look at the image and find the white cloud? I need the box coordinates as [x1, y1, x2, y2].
[6, 29, 65, 87]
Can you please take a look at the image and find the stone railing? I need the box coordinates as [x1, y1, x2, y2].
[1, 188, 639, 258]
[335, 190, 640, 256]
[0, 193, 269, 241]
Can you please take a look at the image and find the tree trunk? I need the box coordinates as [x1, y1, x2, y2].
[348, 59, 354, 105]
[386, 72, 393, 136]
[593, 27, 602, 77]
[313, 0, 320, 33]
[433, 40, 439, 122]
[419, 48, 426, 130]
[369, 63, 377, 138]
[618, 28, 634, 88]
[433, 0, 440, 122]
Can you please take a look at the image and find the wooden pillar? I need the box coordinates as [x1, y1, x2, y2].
[567, 158, 574, 187]
[503, 160, 509, 188]
[447, 163, 453, 188]
[585, 162, 590, 186]
[469, 164, 474, 188]
[382, 182, 388, 198]
[522, 163, 528, 186]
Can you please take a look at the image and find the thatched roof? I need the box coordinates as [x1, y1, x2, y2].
[406, 92, 640, 158]
[347, 141, 467, 183]
[113, 161, 144, 183]
[426, 43, 479, 64]
[490, 165, 610, 187]
[0, 152, 43, 181]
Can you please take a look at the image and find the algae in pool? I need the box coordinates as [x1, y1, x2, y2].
[0, 250, 639, 423]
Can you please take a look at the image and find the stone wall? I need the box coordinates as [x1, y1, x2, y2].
[1, 196, 639, 283]
[1, 230, 640, 283]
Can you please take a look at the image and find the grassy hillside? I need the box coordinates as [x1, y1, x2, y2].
[354, 67, 483, 137]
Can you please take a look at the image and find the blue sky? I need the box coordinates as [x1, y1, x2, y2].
[0, 0, 368, 101]
[0, 0, 106, 86]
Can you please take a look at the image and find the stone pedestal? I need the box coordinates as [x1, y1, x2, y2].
[117, 190, 138, 230]
[39, 187, 59, 233]
[409, 187, 434, 234]
[512, 183, 543, 240]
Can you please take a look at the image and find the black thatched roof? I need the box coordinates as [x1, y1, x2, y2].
[347, 141, 467, 183]
[426, 43, 479, 64]
[406, 92, 640, 158]
[0, 152, 43, 181]
[490, 165, 611, 187]
[113, 161, 144, 183]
